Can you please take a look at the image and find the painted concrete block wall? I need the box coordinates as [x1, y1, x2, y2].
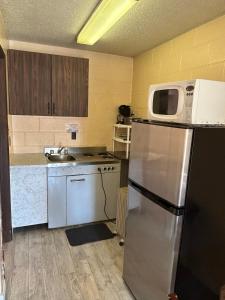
[132, 14, 225, 118]
[9, 41, 133, 153]
[0, 10, 8, 51]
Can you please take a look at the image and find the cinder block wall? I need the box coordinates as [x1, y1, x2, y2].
[132, 14, 225, 117]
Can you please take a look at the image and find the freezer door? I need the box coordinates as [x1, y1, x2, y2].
[123, 186, 182, 300]
[129, 122, 193, 207]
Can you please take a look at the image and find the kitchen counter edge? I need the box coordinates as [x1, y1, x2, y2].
[10, 153, 120, 168]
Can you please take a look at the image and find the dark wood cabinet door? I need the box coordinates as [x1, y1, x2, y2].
[52, 55, 89, 117]
[8, 49, 52, 116]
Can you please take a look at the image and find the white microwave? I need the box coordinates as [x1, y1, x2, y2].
[148, 79, 225, 124]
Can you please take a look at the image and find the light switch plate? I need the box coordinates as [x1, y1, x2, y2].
[65, 124, 79, 133]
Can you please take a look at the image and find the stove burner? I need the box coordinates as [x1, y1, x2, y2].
[81, 152, 114, 159]
[83, 153, 94, 157]
[102, 155, 113, 159]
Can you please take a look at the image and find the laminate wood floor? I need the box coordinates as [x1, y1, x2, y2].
[4, 224, 134, 300]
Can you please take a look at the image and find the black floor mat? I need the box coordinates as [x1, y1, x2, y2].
[65, 223, 115, 246]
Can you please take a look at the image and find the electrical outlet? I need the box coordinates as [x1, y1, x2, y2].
[71, 132, 76, 140]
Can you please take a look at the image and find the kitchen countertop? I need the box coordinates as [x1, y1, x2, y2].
[10, 153, 48, 167]
[10, 153, 120, 168]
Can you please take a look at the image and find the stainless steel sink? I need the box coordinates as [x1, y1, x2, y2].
[46, 154, 76, 162]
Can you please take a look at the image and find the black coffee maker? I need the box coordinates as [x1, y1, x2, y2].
[117, 105, 132, 124]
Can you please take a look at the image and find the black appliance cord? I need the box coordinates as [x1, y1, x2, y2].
[98, 168, 116, 225]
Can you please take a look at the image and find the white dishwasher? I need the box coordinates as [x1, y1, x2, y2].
[48, 163, 120, 228]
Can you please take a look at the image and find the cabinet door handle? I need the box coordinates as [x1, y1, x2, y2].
[70, 178, 85, 182]
[48, 102, 50, 115]
[53, 103, 56, 115]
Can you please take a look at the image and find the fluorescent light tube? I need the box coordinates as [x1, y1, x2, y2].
[77, 0, 139, 45]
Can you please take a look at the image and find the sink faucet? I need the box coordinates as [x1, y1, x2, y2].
[58, 146, 65, 154]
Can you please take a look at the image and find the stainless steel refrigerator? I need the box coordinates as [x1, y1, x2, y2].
[123, 119, 225, 300]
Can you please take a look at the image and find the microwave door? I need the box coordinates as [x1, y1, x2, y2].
[152, 89, 179, 115]
[129, 122, 193, 208]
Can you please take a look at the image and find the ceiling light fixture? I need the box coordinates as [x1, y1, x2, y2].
[77, 0, 139, 45]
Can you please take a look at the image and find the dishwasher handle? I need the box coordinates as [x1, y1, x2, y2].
[70, 178, 85, 182]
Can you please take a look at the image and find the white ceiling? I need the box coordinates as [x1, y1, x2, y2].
[0, 0, 225, 57]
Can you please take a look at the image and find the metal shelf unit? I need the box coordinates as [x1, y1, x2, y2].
[112, 124, 132, 159]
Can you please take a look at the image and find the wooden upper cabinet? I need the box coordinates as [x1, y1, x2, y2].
[7, 50, 52, 116]
[7, 50, 89, 117]
[52, 55, 89, 117]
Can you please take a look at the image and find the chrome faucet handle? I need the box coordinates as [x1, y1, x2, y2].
[57, 146, 65, 154]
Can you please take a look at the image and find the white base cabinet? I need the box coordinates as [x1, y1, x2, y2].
[10, 166, 47, 228]
[67, 173, 118, 226]
[47, 164, 120, 228]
